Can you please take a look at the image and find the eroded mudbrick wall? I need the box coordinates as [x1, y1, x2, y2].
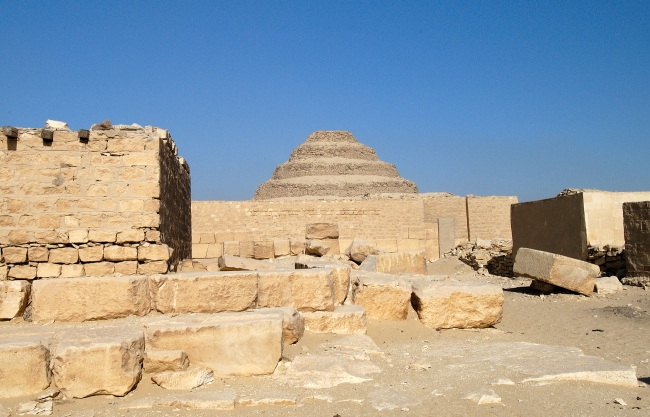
[191, 194, 516, 260]
[0, 125, 190, 280]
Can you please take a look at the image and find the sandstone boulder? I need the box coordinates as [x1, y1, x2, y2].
[306, 223, 339, 239]
[52, 326, 145, 398]
[218, 255, 276, 271]
[254, 307, 305, 344]
[0, 280, 31, 319]
[305, 240, 330, 256]
[257, 269, 334, 312]
[352, 273, 412, 321]
[144, 313, 283, 376]
[360, 250, 426, 275]
[302, 305, 367, 334]
[151, 366, 213, 390]
[144, 350, 190, 373]
[594, 276, 623, 294]
[513, 248, 600, 295]
[31, 276, 151, 322]
[149, 272, 257, 315]
[345, 238, 382, 263]
[0, 335, 51, 398]
[411, 281, 503, 329]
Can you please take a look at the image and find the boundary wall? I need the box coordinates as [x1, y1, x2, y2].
[0, 125, 191, 281]
[192, 195, 517, 260]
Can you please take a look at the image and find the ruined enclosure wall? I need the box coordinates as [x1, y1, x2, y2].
[583, 191, 650, 247]
[623, 201, 650, 277]
[511, 193, 587, 260]
[467, 196, 518, 241]
[0, 127, 190, 280]
[422, 196, 468, 246]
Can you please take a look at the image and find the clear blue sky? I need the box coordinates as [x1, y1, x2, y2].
[1, 1, 648, 202]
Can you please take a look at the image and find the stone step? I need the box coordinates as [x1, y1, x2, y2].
[302, 305, 367, 334]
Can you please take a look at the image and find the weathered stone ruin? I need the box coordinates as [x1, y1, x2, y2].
[622, 201, 650, 288]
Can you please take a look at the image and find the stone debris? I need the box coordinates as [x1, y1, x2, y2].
[0, 404, 8, 417]
[274, 354, 381, 388]
[489, 378, 516, 385]
[143, 349, 190, 373]
[613, 398, 627, 406]
[0, 335, 52, 398]
[237, 394, 297, 406]
[305, 240, 330, 256]
[302, 394, 334, 402]
[361, 250, 426, 275]
[303, 305, 367, 334]
[255, 307, 305, 344]
[345, 238, 382, 263]
[445, 238, 514, 276]
[594, 276, 623, 294]
[156, 391, 236, 410]
[218, 255, 276, 271]
[306, 223, 339, 239]
[411, 280, 503, 329]
[464, 388, 502, 404]
[513, 247, 600, 295]
[368, 388, 421, 411]
[151, 366, 214, 390]
[257, 269, 335, 312]
[351, 272, 412, 320]
[321, 334, 385, 359]
[0, 280, 31, 319]
[44, 119, 69, 130]
[17, 399, 53, 415]
[52, 327, 145, 398]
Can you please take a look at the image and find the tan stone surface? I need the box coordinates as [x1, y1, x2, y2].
[345, 238, 382, 263]
[305, 240, 330, 256]
[290, 239, 306, 255]
[28, 247, 49, 262]
[258, 269, 334, 312]
[513, 248, 600, 295]
[48, 247, 79, 264]
[274, 240, 291, 257]
[138, 261, 168, 274]
[8, 265, 36, 279]
[594, 276, 623, 294]
[52, 326, 145, 398]
[295, 258, 351, 305]
[0, 335, 51, 398]
[411, 280, 503, 329]
[306, 223, 339, 239]
[84, 261, 115, 276]
[239, 241, 254, 258]
[144, 350, 190, 373]
[138, 244, 171, 261]
[116, 229, 144, 244]
[36, 262, 61, 278]
[88, 230, 116, 243]
[0, 280, 30, 319]
[157, 391, 235, 410]
[150, 272, 257, 314]
[78, 246, 103, 262]
[303, 305, 367, 334]
[254, 307, 305, 344]
[31, 276, 151, 322]
[68, 229, 88, 243]
[104, 245, 138, 261]
[144, 313, 283, 376]
[3, 247, 27, 263]
[115, 261, 138, 275]
[218, 254, 276, 271]
[352, 272, 412, 320]
[253, 241, 275, 259]
[222, 241, 239, 256]
[151, 366, 213, 390]
[60, 264, 84, 278]
[360, 250, 426, 274]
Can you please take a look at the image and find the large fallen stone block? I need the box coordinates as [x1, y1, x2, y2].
[31, 276, 151, 322]
[254, 307, 305, 344]
[411, 281, 503, 329]
[149, 272, 257, 315]
[258, 269, 334, 312]
[0, 280, 31, 319]
[151, 366, 213, 390]
[345, 238, 382, 263]
[352, 273, 412, 321]
[513, 247, 600, 295]
[144, 350, 190, 373]
[0, 335, 51, 398]
[302, 305, 367, 334]
[305, 240, 330, 256]
[144, 313, 283, 376]
[218, 255, 276, 271]
[360, 250, 426, 275]
[52, 326, 145, 398]
[295, 258, 351, 305]
[306, 223, 339, 239]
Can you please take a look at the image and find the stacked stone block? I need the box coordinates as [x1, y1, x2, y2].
[0, 124, 191, 279]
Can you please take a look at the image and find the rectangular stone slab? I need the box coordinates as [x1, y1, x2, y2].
[351, 272, 412, 321]
[257, 269, 334, 312]
[144, 313, 283, 376]
[0, 335, 51, 398]
[360, 250, 426, 275]
[302, 305, 367, 334]
[295, 259, 351, 305]
[513, 247, 600, 295]
[31, 276, 151, 322]
[149, 271, 257, 315]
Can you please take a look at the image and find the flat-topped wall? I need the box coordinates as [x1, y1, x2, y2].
[583, 191, 650, 247]
[0, 126, 191, 280]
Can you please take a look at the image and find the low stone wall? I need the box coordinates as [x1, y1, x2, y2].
[0, 124, 191, 279]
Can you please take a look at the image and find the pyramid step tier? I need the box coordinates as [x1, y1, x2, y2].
[272, 158, 400, 180]
[288, 142, 379, 162]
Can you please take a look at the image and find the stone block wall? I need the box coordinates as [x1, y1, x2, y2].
[623, 201, 650, 277]
[0, 125, 191, 280]
[467, 196, 518, 241]
[582, 191, 650, 247]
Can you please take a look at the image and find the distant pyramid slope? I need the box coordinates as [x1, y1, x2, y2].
[253, 130, 418, 200]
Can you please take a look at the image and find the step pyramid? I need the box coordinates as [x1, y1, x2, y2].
[254, 131, 418, 200]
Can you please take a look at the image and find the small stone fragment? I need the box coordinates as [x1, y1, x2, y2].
[302, 305, 367, 334]
[151, 366, 214, 390]
[144, 350, 190, 373]
[156, 391, 235, 410]
[218, 255, 276, 271]
[464, 388, 502, 404]
[305, 240, 330, 256]
[595, 277, 623, 294]
[345, 238, 382, 263]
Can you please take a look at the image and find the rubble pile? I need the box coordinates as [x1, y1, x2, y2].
[587, 245, 626, 277]
[444, 238, 514, 277]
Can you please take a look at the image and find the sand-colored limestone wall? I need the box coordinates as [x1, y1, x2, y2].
[0, 126, 190, 279]
[422, 196, 468, 247]
[582, 191, 650, 247]
[467, 196, 519, 241]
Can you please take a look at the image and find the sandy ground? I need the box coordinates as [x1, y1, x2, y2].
[1, 266, 649, 416]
